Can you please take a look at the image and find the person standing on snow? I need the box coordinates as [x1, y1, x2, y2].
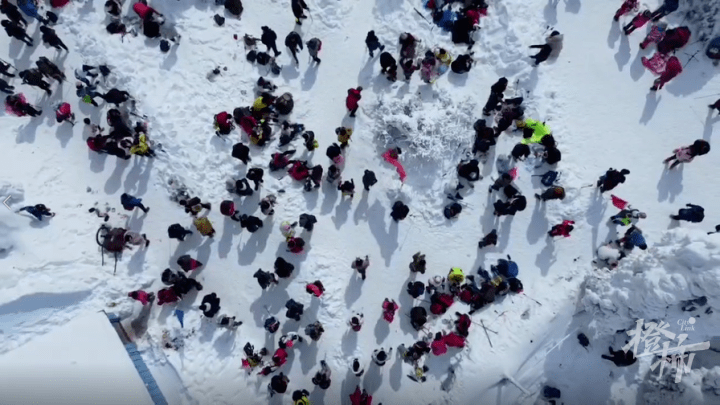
[2, 19, 33, 46]
[651, 55, 682, 91]
[306, 37, 322, 64]
[167, 224, 192, 241]
[298, 213, 316, 231]
[597, 168, 630, 192]
[311, 360, 332, 389]
[380, 51, 398, 81]
[391, 200, 410, 221]
[614, 0, 638, 21]
[336, 126, 353, 148]
[260, 195, 277, 216]
[351, 255, 369, 280]
[663, 139, 710, 169]
[199, 293, 221, 318]
[55, 102, 75, 125]
[670, 203, 705, 223]
[246, 167, 264, 190]
[291, 0, 309, 25]
[362, 170, 377, 190]
[261, 26, 281, 56]
[529, 31, 563, 65]
[348, 313, 364, 331]
[39, 25, 68, 52]
[456, 159, 482, 188]
[338, 179, 355, 198]
[254, 268, 279, 289]
[709, 99, 720, 115]
[623, 10, 652, 35]
[650, 0, 679, 21]
[17, 204, 54, 221]
[372, 348, 392, 366]
[365, 30, 385, 57]
[268, 373, 289, 397]
[482, 77, 508, 116]
[285, 31, 303, 64]
[548, 220, 575, 238]
[346, 86, 362, 117]
[292, 389, 310, 405]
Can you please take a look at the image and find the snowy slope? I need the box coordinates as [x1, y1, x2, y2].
[0, 0, 719, 404]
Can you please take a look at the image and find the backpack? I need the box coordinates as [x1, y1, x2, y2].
[275, 93, 294, 115]
[540, 170, 559, 186]
[246, 50, 257, 63]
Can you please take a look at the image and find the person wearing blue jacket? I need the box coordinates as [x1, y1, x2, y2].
[17, 204, 54, 220]
[120, 193, 149, 213]
[16, 0, 46, 23]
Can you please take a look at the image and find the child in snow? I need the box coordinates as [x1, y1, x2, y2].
[362, 170, 377, 190]
[623, 10, 652, 35]
[124, 231, 149, 248]
[663, 139, 710, 169]
[336, 126, 353, 148]
[548, 220, 575, 238]
[128, 290, 155, 305]
[478, 229, 498, 248]
[529, 31, 563, 65]
[597, 168, 630, 192]
[254, 268, 279, 289]
[287, 237, 305, 253]
[311, 360, 331, 389]
[346, 86, 362, 117]
[351, 255, 370, 280]
[348, 313, 364, 331]
[298, 213, 317, 231]
[55, 102, 75, 125]
[217, 315, 243, 329]
[535, 186, 565, 201]
[338, 179, 355, 198]
[121, 193, 149, 213]
[670, 203, 705, 223]
[304, 321, 324, 341]
[650, 56, 682, 91]
[17, 204, 54, 221]
[382, 298, 399, 322]
[610, 207, 647, 226]
[372, 347, 392, 366]
[409, 252, 426, 273]
[365, 30, 385, 57]
[614, 0, 638, 21]
[306, 37, 322, 64]
[305, 280, 325, 297]
[391, 200, 410, 221]
[351, 359, 365, 377]
[167, 224, 193, 241]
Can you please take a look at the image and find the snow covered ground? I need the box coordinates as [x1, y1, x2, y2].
[0, 0, 719, 404]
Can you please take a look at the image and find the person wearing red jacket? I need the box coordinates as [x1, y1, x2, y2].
[651, 56, 682, 91]
[548, 220, 575, 238]
[55, 102, 75, 125]
[214, 111, 234, 136]
[133, 1, 161, 20]
[305, 280, 324, 297]
[614, 0, 638, 21]
[346, 86, 362, 117]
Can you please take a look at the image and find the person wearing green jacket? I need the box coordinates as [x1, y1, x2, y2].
[519, 118, 550, 145]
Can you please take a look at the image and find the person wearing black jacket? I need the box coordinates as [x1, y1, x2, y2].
[285, 31, 303, 64]
[597, 168, 630, 192]
[199, 293, 221, 318]
[1, 19, 32, 46]
[482, 77, 507, 116]
[261, 26, 281, 56]
[291, 0, 309, 25]
[362, 169, 377, 190]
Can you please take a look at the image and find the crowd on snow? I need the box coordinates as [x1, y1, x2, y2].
[2, 0, 717, 403]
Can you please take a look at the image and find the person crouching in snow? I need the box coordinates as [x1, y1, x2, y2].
[618, 225, 647, 251]
[311, 360, 331, 389]
[260, 195, 277, 216]
[304, 321, 324, 341]
[444, 201, 462, 219]
[456, 159, 481, 189]
[305, 280, 325, 297]
[286, 236, 305, 254]
[306, 37, 322, 64]
[177, 254, 202, 272]
[597, 168, 630, 193]
[214, 111, 234, 136]
[254, 268, 279, 289]
[128, 290, 155, 305]
[55, 102, 75, 126]
[548, 220, 574, 238]
[391, 200, 410, 221]
[17, 204, 54, 221]
[346, 86, 362, 117]
[351, 255, 370, 280]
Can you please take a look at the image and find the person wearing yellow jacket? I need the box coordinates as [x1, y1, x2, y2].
[435, 48, 453, 75]
[292, 389, 310, 405]
[129, 132, 156, 157]
[447, 267, 465, 285]
[518, 118, 550, 145]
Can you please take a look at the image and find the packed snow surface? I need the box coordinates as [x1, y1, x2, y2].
[0, 0, 719, 404]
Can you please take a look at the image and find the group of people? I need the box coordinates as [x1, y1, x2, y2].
[4, 0, 717, 403]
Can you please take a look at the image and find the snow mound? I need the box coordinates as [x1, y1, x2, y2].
[681, 0, 720, 43]
[582, 228, 720, 337]
[641, 365, 720, 405]
[0, 183, 25, 258]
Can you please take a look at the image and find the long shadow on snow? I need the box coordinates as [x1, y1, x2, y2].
[373, 316, 390, 345]
[16, 113, 43, 144]
[344, 273, 363, 308]
[367, 200, 399, 266]
[123, 158, 154, 196]
[357, 55, 377, 88]
[55, 121, 73, 148]
[352, 190, 370, 225]
[656, 165, 683, 203]
[629, 49, 647, 81]
[217, 217, 242, 259]
[526, 200, 549, 245]
[88, 148, 108, 173]
[0, 290, 91, 316]
[127, 246, 148, 275]
[586, 189, 607, 254]
[237, 219, 272, 265]
[536, 239, 556, 277]
[301, 63, 318, 91]
[639, 91, 661, 124]
[389, 356, 403, 391]
[607, 21, 621, 49]
[544, 0, 559, 26]
[249, 288, 290, 329]
[320, 179, 339, 215]
[564, 0, 581, 14]
[614, 34, 632, 71]
[213, 329, 237, 358]
[333, 198, 352, 229]
[104, 158, 130, 194]
[341, 329, 359, 357]
[704, 110, 720, 141]
[362, 361, 383, 394]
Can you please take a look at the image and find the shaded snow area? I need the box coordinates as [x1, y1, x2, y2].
[1, 0, 720, 404]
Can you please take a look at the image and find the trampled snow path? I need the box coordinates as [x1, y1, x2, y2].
[0, 0, 719, 404]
